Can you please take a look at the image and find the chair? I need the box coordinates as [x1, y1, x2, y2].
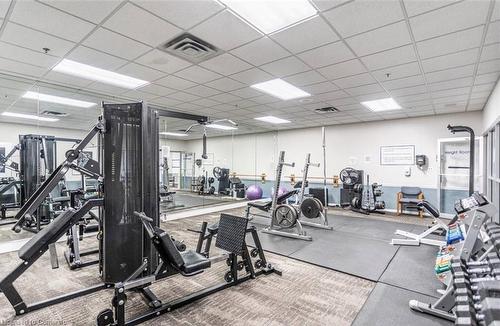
[396, 187, 425, 218]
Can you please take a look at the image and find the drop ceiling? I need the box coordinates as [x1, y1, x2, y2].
[0, 0, 497, 139]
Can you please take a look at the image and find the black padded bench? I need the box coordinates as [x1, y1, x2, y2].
[247, 189, 299, 212]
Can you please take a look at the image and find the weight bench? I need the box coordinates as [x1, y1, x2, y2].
[246, 189, 299, 220]
[0, 199, 106, 316]
[97, 212, 280, 326]
[391, 200, 448, 247]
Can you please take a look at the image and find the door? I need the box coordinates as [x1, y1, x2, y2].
[437, 137, 483, 213]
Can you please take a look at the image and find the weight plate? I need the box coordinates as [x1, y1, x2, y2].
[213, 167, 222, 179]
[273, 204, 298, 228]
[300, 197, 322, 219]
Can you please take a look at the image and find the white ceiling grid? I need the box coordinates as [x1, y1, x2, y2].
[0, 0, 495, 138]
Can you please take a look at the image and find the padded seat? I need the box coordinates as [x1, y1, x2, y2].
[417, 201, 440, 218]
[247, 189, 299, 212]
[19, 208, 75, 261]
[180, 250, 211, 274]
[157, 229, 210, 275]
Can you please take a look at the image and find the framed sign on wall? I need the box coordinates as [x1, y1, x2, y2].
[380, 145, 415, 165]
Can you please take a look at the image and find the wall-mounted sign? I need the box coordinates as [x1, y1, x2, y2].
[380, 145, 415, 165]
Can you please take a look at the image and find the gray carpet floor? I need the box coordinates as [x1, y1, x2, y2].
[0, 209, 374, 326]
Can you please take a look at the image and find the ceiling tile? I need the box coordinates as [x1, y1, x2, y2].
[85, 81, 130, 95]
[134, 49, 191, 74]
[475, 72, 500, 85]
[432, 86, 470, 99]
[284, 70, 327, 87]
[117, 63, 165, 81]
[133, 0, 223, 29]
[121, 89, 159, 101]
[1, 23, 75, 57]
[323, 0, 404, 38]
[372, 61, 421, 81]
[0, 0, 9, 19]
[403, 0, 460, 17]
[230, 87, 262, 98]
[184, 84, 221, 97]
[360, 44, 417, 70]
[331, 72, 376, 88]
[271, 16, 338, 53]
[382, 74, 425, 90]
[346, 21, 412, 56]
[189, 10, 261, 51]
[260, 56, 310, 77]
[104, 3, 181, 47]
[390, 85, 428, 97]
[302, 81, 339, 94]
[471, 83, 495, 94]
[317, 59, 366, 80]
[173, 65, 222, 83]
[480, 43, 500, 62]
[169, 91, 200, 102]
[230, 67, 273, 85]
[410, 1, 489, 42]
[83, 28, 151, 60]
[68, 45, 127, 70]
[421, 48, 479, 73]
[0, 41, 60, 68]
[43, 71, 94, 88]
[311, 0, 350, 12]
[10, 1, 95, 42]
[429, 77, 473, 91]
[191, 98, 219, 107]
[416, 26, 484, 59]
[426, 64, 475, 83]
[153, 96, 183, 107]
[137, 83, 176, 97]
[345, 83, 385, 96]
[230, 37, 289, 66]
[298, 41, 354, 68]
[0, 56, 48, 78]
[155, 75, 197, 90]
[200, 53, 252, 75]
[477, 59, 500, 75]
[40, 0, 122, 24]
[209, 93, 241, 103]
[485, 21, 500, 45]
[206, 77, 245, 92]
[355, 92, 392, 102]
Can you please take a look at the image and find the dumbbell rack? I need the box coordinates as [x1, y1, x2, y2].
[409, 194, 499, 322]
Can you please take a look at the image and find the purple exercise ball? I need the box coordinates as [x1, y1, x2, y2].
[271, 186, 289, 198]
[246, 184, 263, 200]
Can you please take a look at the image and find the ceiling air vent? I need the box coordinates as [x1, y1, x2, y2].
[160, 33, 220, 64]
[41, 110, 68, 117]
[315, 106, 339, 114]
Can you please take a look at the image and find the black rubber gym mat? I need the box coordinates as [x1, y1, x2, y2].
[245, 229, 312, 256]
[380, 225, 444, 297]
[288, 231, 398, 281]
[333, 216, 416, 242]
[352, 283, 452, 326]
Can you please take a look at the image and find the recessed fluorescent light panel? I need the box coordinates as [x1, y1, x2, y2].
[206, 124, 237, 131]
[361, 98, 402, 112]
[2, 112, 59, 122]
[160, 132, 188, 137]
[251, 79, 311, 100]
[221, 0, 317, 34]
[22, 91, 96, 108]
[254, 116, 291, 124]
[53, 59, 149, 89]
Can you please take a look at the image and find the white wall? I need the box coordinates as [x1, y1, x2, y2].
[185, 111, 483, 188]
[483, 78, 500, 133]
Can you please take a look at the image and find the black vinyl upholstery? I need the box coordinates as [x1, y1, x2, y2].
[247, 189, 299, 212]
[19, 208, 75, 261]
[417, 201, 440, 218]
[156, 230, 210, 275]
